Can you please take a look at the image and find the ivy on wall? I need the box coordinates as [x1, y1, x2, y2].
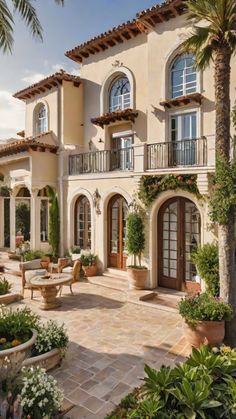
[138, 174, 201, 207]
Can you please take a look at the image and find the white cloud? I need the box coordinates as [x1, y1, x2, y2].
[0, 91, 25, 140]
[21, 72, 46, 85]
[51, 63, 64, 72]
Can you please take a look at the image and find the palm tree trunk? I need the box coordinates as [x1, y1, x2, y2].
[215, 47, 236, 345]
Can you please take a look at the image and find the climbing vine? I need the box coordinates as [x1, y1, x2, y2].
[138, 174, 201, 207]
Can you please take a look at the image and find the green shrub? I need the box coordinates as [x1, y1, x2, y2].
[191, 243, 219, 296]
[178, 293, 233, 327]
[70, 246, 81, 254]
[46, 185, 60, 258]
[106, 345, 236, 418]
[22, 250, 44, 261]
[0, 277, 11, 295]
[126, 212, 145, 267]
[80, 252, 97, 266]
[32, 320, 68, 356]
[0, 306, 40, 350]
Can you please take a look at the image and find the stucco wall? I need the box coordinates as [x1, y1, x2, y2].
[63, 81, 84, 145]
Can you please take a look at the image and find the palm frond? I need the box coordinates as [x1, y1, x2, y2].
[0, 0, 13, 53]
[195, 44, 213, 70]
[53, 0, 64, 4]
[12, 0, 43, 41]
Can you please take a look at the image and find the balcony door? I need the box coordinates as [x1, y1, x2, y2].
[170, 112, 197, 165]
[108, 194, 128, 269]
[158, 198, 201, 291]
[112, 134, 133, 171]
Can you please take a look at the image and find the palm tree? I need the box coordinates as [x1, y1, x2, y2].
[0, 0, 64, 53]
[182, 0, 236, 344]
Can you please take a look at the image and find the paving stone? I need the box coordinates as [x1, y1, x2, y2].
[67, 387, 90, 405]
[81, 396, 105, 413]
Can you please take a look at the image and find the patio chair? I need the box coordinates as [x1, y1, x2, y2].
[59, 259, 81, 296]
[49, 258, 69, 274]
[20, 259, 47, 299]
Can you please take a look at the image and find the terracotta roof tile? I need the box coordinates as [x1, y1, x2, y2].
[91, 109, 138, 128]
[65, 0, 186, 63]
[0, 131, 58, 158]
[14, 69, 81, 101]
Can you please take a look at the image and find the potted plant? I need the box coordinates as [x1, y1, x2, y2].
[80, 252, 97, 277]
[0, 306, 39, 383]
[126, 212, 148, 290]
[178, 293, 233, 348]
[190, 242, 219, 296]
[0, 278, 11, 296]
[23, 320, 68, 371]
[70, 246, 81, 261]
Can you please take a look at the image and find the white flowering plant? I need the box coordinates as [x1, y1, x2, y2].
[32, 321, 68, 357]
[20, 366, 64, 418]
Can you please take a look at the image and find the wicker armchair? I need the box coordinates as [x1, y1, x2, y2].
[59, 259, 81, 295]
[49, 258, 69, 274]
[20, 259, 46, 299]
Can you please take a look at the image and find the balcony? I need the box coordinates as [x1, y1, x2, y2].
[147, 138, 207, 170]
[69, 148, 134, 175]
[68, 137, 213, 177]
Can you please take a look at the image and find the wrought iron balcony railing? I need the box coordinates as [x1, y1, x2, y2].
[69, 147, 134, 175]
[147, 138, 207, 170]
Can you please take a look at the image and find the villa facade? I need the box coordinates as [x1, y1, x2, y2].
[1, 0, 236, 290]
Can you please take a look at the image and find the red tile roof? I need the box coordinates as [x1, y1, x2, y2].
[65, 0, 186, 63]
[13, 70, 81, 101]
[91, 109, 138, 128]
[0, 131, 58, 158]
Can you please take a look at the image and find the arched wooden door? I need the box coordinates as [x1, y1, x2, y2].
[108, 194, 128, 269]
[158, 197, 201, 290]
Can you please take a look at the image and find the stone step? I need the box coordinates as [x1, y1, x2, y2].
[104, 268, 128, 279]
[88, 274, 129, 291]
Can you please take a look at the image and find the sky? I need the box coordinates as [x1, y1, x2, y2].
[0, 0, 160, 140]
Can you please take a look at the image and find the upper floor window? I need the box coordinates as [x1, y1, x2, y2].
[36, 104, 48, 134]
[109, 76, 131, 112]
[171, 54, 197, 99]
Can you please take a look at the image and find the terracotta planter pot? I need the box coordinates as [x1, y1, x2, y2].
[183, 320, 225, 348]
[83, 264, 97, 277]
[127, 268, 148, 290]
[0, 329, 37, 382]
[23, 348, 63, 371]
[185, 281, 201, 294]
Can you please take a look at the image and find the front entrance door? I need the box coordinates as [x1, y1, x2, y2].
[108, 194, 128, 269]
[158, 197, 200, 290]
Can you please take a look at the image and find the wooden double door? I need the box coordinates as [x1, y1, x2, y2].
[108, 195, 128, 269]
[158, 197, 201, 291]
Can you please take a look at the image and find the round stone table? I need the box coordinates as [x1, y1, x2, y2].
[30, 274, 73, 310]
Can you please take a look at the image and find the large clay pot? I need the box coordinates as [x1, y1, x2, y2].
[185, 281, 201, 294]
[83, 264, 97, 277]
[127, 268, 148, 290]
[183, 320, 225, 348]
[23, 348, 63, 371]
[0, 330, 37, 383]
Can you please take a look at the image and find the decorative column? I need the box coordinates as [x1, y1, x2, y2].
[10, 193, 16, 251]
[30, 189, 38, 250]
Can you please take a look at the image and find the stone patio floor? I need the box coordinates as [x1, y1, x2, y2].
[1, 253, 190, 419]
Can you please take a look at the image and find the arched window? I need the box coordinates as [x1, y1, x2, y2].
[36, 104, 48, 134]
[74, 196, 91, 249]
[171, 54, 197, 98]
[109, 76, 131, 112]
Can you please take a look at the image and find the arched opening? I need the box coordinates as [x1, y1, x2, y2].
[74, 196, 91, 250]
[109, 76, 131, 112]
[34, 103, 48, 135]
[16, 187, 31, 243]
[108, 194, 128, 269]
[170, 53, 197, 98]
[158, 197, 201, 291]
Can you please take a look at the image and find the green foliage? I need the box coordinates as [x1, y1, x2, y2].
[106, 345, 236, 419]
[79, 252, 97, 266]
[126, 212, 145, 267]
[22, 249, 44, 261]
[191, 243, 219, 296]
[138, 174, 200, 207]
[46, 185, 60, 258]
[0, 305, 40, 349]
[0, 277, 11, 295]
[15, 201, 30, 241]
[178, 293, 233, 327]
[32, 320, 68, 356]
[70, 246, 81, 254]
[0, 185, 11, 196]
[209, 158, 236, 225]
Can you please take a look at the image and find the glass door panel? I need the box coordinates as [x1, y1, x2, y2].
[108, 195, 128, 269]
[171, 112, 197, 165]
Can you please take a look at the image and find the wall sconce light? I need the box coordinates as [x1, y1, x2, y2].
[98, 138, 103, 143]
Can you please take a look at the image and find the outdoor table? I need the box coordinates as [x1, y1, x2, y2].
[30, 273, 73, 310]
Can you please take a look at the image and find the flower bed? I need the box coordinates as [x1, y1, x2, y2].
[105, 345, 236, 418]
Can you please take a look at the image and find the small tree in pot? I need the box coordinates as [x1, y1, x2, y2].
[126, 212, 147, 290]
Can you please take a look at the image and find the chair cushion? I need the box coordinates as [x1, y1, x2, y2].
[20, 259, 42, 271]
[25, 269, 47, 283]
[62, 266, 73, 274]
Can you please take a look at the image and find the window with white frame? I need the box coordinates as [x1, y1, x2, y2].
[109, 76, 131, 112]
[36, 104, 48, 134]
[171, 54, 197, 98]
[170, 112, 197, 165]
